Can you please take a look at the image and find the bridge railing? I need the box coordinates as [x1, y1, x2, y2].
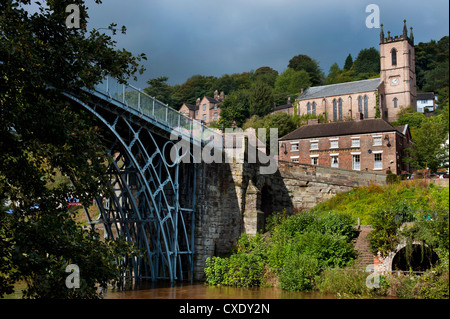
[94, 77, 223, 146]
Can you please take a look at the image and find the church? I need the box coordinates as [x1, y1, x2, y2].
[296, 20, 417, 123]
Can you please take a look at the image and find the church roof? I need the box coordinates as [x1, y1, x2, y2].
[279, 119, 400, 141]
[297, 78, 382, 101]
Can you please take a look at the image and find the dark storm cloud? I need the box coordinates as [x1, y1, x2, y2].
[84, 0, 449, 88]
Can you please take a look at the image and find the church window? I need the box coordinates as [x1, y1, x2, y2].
[364, 95, 369, 119]
[392, 48, 397, 66]
[358, 96, 362, 114]
[312, 102, 316, 115]
[307, 102, 311, 114]
[333, 99, 337, 121]
[338, 98, 343, 120]
[394, 98, 398, 108]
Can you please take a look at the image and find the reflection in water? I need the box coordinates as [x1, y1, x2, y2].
[104, 282, 337, 299]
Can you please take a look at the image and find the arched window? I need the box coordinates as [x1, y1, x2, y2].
[333, 99, 337, 121]
[307, 102, 311, 114]
[312, 102, 316, 115]
[394, 98, 398, 108]
[392, 48, 397, 66]
[358, 96, 362, 114]
[364, 95, 369, 118]
[338, 98, 343, 120]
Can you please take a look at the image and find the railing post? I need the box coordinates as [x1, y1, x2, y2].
[152, 99, 155, 116]
[106, 76, 109, 95]
[165, 107, 168, 123]
[122, 84, 125, 104]
[138, 91, 141, 112]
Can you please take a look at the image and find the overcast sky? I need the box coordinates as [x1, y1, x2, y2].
[81, 1, 447, 87]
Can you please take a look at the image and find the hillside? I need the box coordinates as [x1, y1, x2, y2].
[310, 181, 449, 224]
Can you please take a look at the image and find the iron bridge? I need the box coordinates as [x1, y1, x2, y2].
[63, 77, 223, 283]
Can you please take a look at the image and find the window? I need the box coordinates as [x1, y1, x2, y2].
[310, 141, 318, 150]
[364, 95, 369, 119]
[394, 98, 398, 108]
[374, 153, 382, 169]
[330, 139, 339, 149]
[311, 157, 318, 165]
[338, 98, 343, 120]
[307, 102, 311, 114]
[352, 154, 361, 170]
[333, 99, 337, 121]
[195, 111, 199, 117]
[291, 143, 299, 151]
[358, 96, 362, 114]
[202, 114, 206, 121]
[292, 158, 299, 163]
[392, 48, 397, 66]
[331, 156, 339, 168]
[351, 138, 360, 148]
[203, 104, 206, 111]
[373, 136, 382, 146]
[312, 102, 316, 115]
[214, 112, 218, 119]
[214, 104, 217, 110]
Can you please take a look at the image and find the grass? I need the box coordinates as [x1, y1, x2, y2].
[311, 181, 449, 224]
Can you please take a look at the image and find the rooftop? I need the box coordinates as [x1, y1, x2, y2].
[297, 78, 382, 101]
[279, 118, 402, 141]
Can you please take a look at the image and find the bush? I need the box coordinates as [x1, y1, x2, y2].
[316, 268, 370, 295]
[279, 254, 319, 291]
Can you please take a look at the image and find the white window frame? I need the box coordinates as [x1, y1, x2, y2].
[290, 155, 299, 163]
[351, 137, 360, 148]
[330, 138, 339, 149]
[310, 140, 319, 150]
[373, 151, 383, 170]
[291, 142, 299, 151]
[330, 154, 339, 168]
[352, 154, 361, 171]
[373, 135, 382, 146]
[310, 154, 319, 166]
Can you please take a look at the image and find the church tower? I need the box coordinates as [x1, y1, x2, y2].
[379, 20, 417, 122]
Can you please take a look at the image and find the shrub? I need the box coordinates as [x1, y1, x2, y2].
[279, 253, 319, 291]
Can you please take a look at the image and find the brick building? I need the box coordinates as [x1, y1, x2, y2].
[278, 119, 412, 175]
[179, 90, 226, 125]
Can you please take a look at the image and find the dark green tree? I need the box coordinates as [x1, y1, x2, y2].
[172, 74, 217, 105]
[344, 54, 353, 71]
[218, 90, 250, 128]
[0, 0, 145, 298]
[144, 76, 179, 107]
[248, 81, 274, 117]
[287, 54, 324, 86]
[352, 47, 380, 78]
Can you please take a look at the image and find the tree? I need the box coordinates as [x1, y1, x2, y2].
[218, 90, 250, 128]
[352, 47, 380, 78]
[248, 81, 274, 117]
[288, 54, 324, 86]
[344, 54, 353, 71]
[404, 114, 449, 172]
[0, 0, 145, 298]
[252, 66, 279, 87]
[172, 74, 216, 105]
[144, 76, 179, 107]
[274, 68, 311, 95]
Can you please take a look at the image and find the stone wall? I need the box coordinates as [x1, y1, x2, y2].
[192, 157, 386, 280]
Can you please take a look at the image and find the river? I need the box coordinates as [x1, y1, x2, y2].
[103, 282, 339, 299]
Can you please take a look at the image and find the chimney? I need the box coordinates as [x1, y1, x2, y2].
[288, 97, 291, 105]
[196, 97, 201, 106]
[220, 91, 225, 100]
[300, 88, 304, 94]
[214, 90, 219, 100]
[307, 119, 319, 125]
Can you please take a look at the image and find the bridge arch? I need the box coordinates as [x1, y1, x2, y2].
[62, 91, 197, 283]
[390, 242, 439, 272]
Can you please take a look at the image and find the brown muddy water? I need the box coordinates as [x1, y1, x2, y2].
[103, 282, 340, 299]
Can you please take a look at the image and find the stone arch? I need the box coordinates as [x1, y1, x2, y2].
[391, 243, 439, 272]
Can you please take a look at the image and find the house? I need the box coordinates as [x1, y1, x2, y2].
[416, 92, 438, 113]
[278, 118, 413, 175]
[272, 97, 294, 115]
[179, 90, 226, 125]
[296, 20, 417, 123]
